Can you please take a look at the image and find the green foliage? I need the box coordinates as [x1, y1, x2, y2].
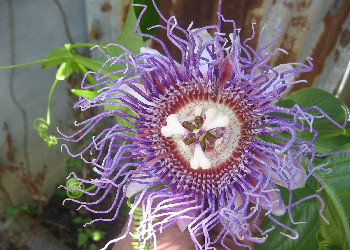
[256, 178, 319, 250]
[279, 90, 350, 249]
[38, 0, 146, 145]
[278, 88, 348, 139]
[70, 89, 98, 99]
[5, 204, 38, 218]
[77, 229, 89, 248]
[316, 144, 350, 250]
[133, 0, 160, 41]
[271, 88, 350, 156]
[257, 144, 350, 249]
[66, 157, 84, 174]
[74, 216, 106, 249]
[258, 88, 350, 249]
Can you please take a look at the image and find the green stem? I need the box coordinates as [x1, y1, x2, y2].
[76, 63, 97, 86]
[46, 78, 60, 125]
[70, 43, 97, 50]
[0, 59, 47, 69]
[85, 185, 97, 192]
[72, 55, 103, 74]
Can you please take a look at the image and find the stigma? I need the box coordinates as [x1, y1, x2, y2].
[161, 106, 234, 170]
[161, 114, 187, 137]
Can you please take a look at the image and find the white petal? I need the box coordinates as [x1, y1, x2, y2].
[253, 151, 307, 190]
[249, 183, 286, 216]
[220, 192, 245, 237]
[119, 84, 154, 106]
[141, 47, 182, 75]
[192, 29, 214, 80]
[176, 218, 193, 232]
[263, 63, 294, 96]
[125, 176, 159, 198]
[263, 184, 286, 216]
[140, 47, 162, 55]
[193, 29, 213, 61]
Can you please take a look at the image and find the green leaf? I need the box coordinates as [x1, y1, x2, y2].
[310, 136, 350, 155]
[92, 230, 106, 241]
[77, 232, 89, 248]
[133, 0, 160, 41]
[120, 207, 131, 218]
[73, 216, 84, 224]
[104, 101, 138, 131]
[19, 204, 38, 217]
[284, 88, 347, 139]
[66, 158, 83, 174]
[316, 144, 350, 249]
[256, 178, 319, 250]
[318, 189, 347, 249]
[41, 45, 106, 75]
[41, 46, 72, 70]
[71, 54, 105, 74]
[89, 243, 98, 250]
[5, 205, 20, 218]
[86, 228, 93, 237]
[71, 89, 98, 99]
[102, 0, 144, 57]
[83, 218, 93, 224]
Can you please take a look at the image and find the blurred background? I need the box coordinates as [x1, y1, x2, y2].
[0, 0, 349, 249]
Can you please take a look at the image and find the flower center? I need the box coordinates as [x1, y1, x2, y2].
[161, 102, 242, 170]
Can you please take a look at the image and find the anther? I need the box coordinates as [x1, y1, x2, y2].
[182, 121, 197, 131]
[183, 136, 196, 145]
[204, 132, 217, 143]
[194, 116, 204, 127]
[200, 139, 206, 151]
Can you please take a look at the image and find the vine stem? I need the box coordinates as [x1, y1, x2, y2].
[46, 78, 60, 125]
[0, 59, 47, 69]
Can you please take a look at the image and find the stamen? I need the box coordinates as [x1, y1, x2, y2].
[195, 116, 204, 128]
[190, 144, 212, 169]
[161, 114, 186, 137]
[200, 138, 207, 151]
[183, 136, 196, 145]
[204, 132, 217, 143]
[202, 108, 229, 131]
[182, 121, 197, 131]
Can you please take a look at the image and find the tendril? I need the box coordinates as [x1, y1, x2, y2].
[33, 118, 58, 147]
[65, 177, 96, 199]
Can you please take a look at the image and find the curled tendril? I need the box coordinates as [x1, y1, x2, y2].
[65, 177, 96, 199]
[33, 118, 58, 147]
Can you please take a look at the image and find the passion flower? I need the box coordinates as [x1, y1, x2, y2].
[60, 1, 346, 249]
